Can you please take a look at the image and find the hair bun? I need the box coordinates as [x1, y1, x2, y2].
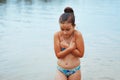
[64, 7, 74, 13]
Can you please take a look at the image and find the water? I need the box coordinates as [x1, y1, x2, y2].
[0, 0, 120, 80]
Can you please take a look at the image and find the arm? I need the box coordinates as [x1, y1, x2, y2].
[54, 32, 73, 59]
[71, 31, 84, 58]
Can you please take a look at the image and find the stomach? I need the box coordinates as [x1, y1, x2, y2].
[57, 54, 80, 69]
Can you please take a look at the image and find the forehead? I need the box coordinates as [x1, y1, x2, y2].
[60, 23, 72, 28]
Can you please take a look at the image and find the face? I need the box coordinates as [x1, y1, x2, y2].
[60, 22, 75, 38]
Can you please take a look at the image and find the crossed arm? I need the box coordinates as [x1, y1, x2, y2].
[54, 31, 84, 59]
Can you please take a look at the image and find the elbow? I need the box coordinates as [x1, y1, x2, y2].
[80, 52, 84, 58]
[55, 51, 61, 59]
[79, 48, 84, 58]
[56, 55, 61, 59]
[56, 53, 62, 59]
[79, 51, 84, 58]
[76, 54, 83, 58]
[79, 54, 84, 58]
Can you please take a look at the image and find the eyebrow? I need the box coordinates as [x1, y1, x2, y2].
[61, 27, 71, 30]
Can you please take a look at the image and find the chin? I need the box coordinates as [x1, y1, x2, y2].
[64, 35, 70, 38]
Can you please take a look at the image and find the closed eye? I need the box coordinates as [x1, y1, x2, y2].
[61, 28, 64, 31]
[66, 29, 70, 31]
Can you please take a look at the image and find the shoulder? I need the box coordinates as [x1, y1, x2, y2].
[74, 30, 82, 38]
[54, 31, 59, 37]
[54, 31, 61, 39]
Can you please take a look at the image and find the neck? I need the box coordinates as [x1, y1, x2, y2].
[64, 31, 74, 39]
[63, 32, 74, 44]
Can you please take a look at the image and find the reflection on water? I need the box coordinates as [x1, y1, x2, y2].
[0, 0, 120, 80]
[0, 0, 63, 4]
[0, 0, 6, 4]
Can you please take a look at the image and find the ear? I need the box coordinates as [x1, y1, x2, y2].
[73, 24, 76, 28]
[74, 24, 76, 26]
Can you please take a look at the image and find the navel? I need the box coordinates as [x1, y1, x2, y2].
[65, 63, 68, 65]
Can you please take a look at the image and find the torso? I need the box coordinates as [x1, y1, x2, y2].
[57, 54, 80, 69]
[57, 30, 80, 69]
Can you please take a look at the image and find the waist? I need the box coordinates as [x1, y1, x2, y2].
[57, 65, 80, 71]
[57, 60, 80, 69]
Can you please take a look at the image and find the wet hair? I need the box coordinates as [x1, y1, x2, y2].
[59, 7, 75, 26]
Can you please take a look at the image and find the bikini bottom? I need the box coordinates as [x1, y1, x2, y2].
[57, 65, 80, 77]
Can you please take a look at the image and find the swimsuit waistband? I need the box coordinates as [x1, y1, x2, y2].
[57, 65, 80, 71]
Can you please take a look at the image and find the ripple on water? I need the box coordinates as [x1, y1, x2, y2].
[99, 77, 115, 80]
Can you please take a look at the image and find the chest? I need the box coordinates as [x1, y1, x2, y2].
[59, 34, 75, 44]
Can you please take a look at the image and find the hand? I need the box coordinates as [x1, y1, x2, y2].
[60, 40, 69, 48]
[69, 41, 76, 51]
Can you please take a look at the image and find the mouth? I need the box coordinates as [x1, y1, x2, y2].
[63, 34, 69, 38]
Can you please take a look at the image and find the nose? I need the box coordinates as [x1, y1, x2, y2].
[63, 31, 67, 35]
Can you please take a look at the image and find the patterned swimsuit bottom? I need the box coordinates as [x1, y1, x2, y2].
[57, 65, 80, 77]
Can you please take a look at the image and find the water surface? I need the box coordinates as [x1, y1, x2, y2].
[0, 0, 120, 80]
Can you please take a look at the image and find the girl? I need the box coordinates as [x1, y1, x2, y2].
[54, 7, 84, 80]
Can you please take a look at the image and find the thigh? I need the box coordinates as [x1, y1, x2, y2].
[68, 70, 81, 80]
[55, 70, 67, 80]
